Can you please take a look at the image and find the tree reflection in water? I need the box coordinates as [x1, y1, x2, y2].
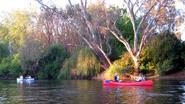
[0, 80, 185, 104]
[179, 85, 185, 103]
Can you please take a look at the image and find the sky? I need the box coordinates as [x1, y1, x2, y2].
[0, 0, 38, 13]
[0, 0, 185, 40]
[0, 0, 122, 21]
[0, 0, 122, 13]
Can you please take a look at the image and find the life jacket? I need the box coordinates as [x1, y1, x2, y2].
[114, 75, 119, 82]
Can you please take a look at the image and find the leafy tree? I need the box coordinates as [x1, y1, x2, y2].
[107, 0, 177, 73]
[0, 25, 9, 42]
[36, 0, 122, 70]
[37, 44, 68, 79]
[116, 14, 135, 45]
[0, 54, 22, 79]
[104, 52, 133, 80]
[74, 48, 100, 79]
[0, 42, 9, 59]
[109, 14, 135, 60]
[0, 11, 32, 52]
[58, 47, 100, 79]
[140, 32, 185, 75]
[108, 37, 125, 60]
[104, 10, 139, 75]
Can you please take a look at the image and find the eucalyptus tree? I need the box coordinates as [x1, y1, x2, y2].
[107, 0, 177, 72]
[174, 0, 185, 40]
[36, 0, 121, 69]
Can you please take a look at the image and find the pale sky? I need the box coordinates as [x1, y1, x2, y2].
[0, 0, 184, 40]
[0, 0, 38, 13]
[0, 0, 122, 13]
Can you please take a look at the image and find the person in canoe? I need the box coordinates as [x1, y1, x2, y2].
[25, 75, 31, 79]
[130, 73, 145, 82]
[114, 73, 120, 82]
[19, 75, 23, 79]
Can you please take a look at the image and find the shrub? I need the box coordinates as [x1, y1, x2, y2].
[0, 42, 9, 59]
[108, 37, 126, 61]
[0, 54, 22, 79]
[104, 52, 134, 80]
[140, 32, 184, 75]
[37, 44, 68, 79]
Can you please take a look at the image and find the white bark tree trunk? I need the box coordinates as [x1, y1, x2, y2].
[106, 0, 159, 72]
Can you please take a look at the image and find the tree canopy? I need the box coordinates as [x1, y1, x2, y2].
[0, 0, 184, 79]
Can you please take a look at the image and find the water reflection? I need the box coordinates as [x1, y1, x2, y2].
[151, 79, 185, 103]
[179, 85, 185, 103]
[103, 86, 153, 104]
[0, 80, 184, 104]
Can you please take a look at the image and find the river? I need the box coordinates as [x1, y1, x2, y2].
[0, 79, 184, 104]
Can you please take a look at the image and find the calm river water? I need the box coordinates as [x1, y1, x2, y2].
[0, 79, 185, 104]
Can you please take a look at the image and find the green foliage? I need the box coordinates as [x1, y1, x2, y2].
[58, 47, 101, 80]
[109, 14, 135, 60]
[0, 11, 33, 79]
[0, 42, 9, 59]
[140, 32, 185, 75]
[116, 15, 134, 45]
[37, 44, 68, 79]
[104, 63, 124, 80]
[75, 48, 100, 79]
[114, 52, 133, 68]
[0, 25, 9, 42]
[105, 31, 185, 78]
[57, 56, 75, 80]
[109, 37, 126, 60]
[0, 54, 22, 79]
[109, 13, 141, 60]
[104, 52, 133, 79]
[0, 11, 32, 52]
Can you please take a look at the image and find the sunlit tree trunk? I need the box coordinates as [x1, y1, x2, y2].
[36, 0, 113, 70]
[107, 0, 176, 73]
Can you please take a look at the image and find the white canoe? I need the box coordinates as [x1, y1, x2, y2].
[17, 78, 34, 83]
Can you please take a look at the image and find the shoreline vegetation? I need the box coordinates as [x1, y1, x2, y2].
[0, 1, 185, 80]
[93, 69, 185, 81]
[1, 70, 184, 80]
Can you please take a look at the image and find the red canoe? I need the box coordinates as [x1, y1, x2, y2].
[103, 80, 153, 86]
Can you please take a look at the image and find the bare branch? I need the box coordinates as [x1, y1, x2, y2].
[108, 28, 132, 53]
[135, 2, 157, 36]
[96, 45, 112, 65]
[68, 0, 73, 7]
[106, 38, 112, 55]
[136, 19, 157, 57]
[134, 0, 147, 15]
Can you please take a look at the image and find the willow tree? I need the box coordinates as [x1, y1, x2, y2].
[107, 0, 176, 72]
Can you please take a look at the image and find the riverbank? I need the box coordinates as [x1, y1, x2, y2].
[147, 70, 185, 80]
[94, 70, 185, 80]
[0, 70, 184, 80]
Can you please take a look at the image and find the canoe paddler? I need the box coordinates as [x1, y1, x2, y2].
[130, 73, 145, 82]
[114, 73, 120, 82]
